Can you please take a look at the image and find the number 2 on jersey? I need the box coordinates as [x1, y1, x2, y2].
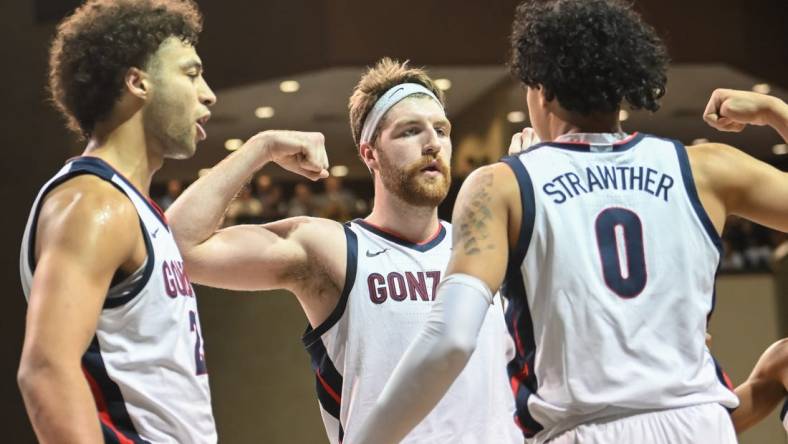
[594, 208, 647, 298]
[189, 310, 208, 375]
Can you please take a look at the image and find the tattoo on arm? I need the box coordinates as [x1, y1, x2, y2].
[456, 171, 495, 255]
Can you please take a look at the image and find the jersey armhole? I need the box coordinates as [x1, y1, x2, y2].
[27, 169, 154, 309]
[671, 141, 724, 255]
[499, 156, 537, 279]
[302, 224, 359, 347]
[103, 220, 155, 309]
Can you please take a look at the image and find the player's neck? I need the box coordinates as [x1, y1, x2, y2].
[548, 109, 622, 140]
[84, 113, 164, 196]
[365, 189, 440, 245]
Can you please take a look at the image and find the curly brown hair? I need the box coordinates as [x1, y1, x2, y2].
[348, 58, 445, 147]
[509, 0, 668, 115]
[49, 0, 203, 137]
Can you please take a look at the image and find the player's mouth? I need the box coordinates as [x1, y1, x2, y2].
[420, 160, 445, 177]
[195, 114, 210, 142]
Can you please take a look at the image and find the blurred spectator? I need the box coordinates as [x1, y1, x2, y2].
[226, 184, 263, 225]
[157, 179, 183, 210]
[315, 176, 357, 222]
[720, 217, 780, 272]
[288, 183, 316, 217]
[254, 175, 286, 222]
[744, 222, 775, 270]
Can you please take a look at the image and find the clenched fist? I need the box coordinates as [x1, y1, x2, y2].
[703, 89, 786, 133]
[508, 127, 540, 155]
[246, 130, 330, 181]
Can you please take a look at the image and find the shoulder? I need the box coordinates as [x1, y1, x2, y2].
[686, 143, 755, 190]
[36, 175, 139, 258]
[40, 175, 138, 231]
[460, 162, 521, 204]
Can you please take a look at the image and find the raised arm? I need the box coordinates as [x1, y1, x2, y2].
[703, 89, 788, 142]
[18, 177, 141, 443]
[351, 163, 519, 444]
[166, 130, 336, 292]
[689, 143, 788, 233]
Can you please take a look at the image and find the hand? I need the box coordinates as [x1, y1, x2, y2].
[248, 130, 329, 181]
[508, 127, 540, 155]
[703, 89, 782, 132]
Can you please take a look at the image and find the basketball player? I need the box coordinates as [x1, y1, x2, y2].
[18, 1, 221, 442]
[166, 59, 521, 443]
[351, 1, 788, 443]
[702, 88, 788, 435]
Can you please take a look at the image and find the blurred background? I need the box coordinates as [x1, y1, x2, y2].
[1, 0, 786, 442]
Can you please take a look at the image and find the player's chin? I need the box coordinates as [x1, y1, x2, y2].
[411, 182, 449, 206]
[166, 140, 198, 160]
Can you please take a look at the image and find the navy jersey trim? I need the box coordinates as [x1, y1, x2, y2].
[104, 226, 155, 309]
[780, 398, 788, 421]
[74, 157, 169, 229]
[352, 218, 447, 252]
[26, 164, 154, 309]
[82, 337, 151, 443]
[304, 337, 345, 438]
[711, 355, 736, 414]
[500, 156, 536, 272]
[672, 142, 723, 255]
[302, 224, 358, 347]
[503, 270, 543, 439]
[499, 156, 543, 438]
[527, 132, 645, 153]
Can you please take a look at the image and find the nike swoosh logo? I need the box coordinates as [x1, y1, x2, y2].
[151, 228, 160, 238]
[366, 248, 389, 257]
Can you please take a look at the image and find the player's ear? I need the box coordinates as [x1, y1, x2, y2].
[360, 142, 378, 175]
[125, 67, 149, 100]
[536, 85, 550, 108]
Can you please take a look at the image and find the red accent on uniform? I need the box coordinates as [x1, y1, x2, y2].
[316, 369, 342, 404]
[82, 366, 135, 444]
[510, 375, 520, 395]
[722, 370, 734, 390]
[146, 198, 169, 224]
[613, 132, 639, 145]
[361, 220, 442, 245]
[554, 132, 639, 146]
[513, 416, 534, 434]
[512, 311, 526, 356]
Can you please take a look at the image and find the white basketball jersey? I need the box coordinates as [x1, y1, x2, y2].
[20, 157, 216, 443]
[781, 399, 788, 434]
[500, 133, 739, 442]
[302, 219, 521, 444]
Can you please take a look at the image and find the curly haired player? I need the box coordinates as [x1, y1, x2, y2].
[18, 1, 221, 442]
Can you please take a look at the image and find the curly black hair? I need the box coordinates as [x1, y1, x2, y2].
[49, 0, 203, 137]
[509, 0, 669, 115]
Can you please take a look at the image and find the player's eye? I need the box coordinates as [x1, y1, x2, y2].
[401, 127, 419, 137]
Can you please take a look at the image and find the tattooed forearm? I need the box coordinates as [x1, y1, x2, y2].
[456, 171, 495, 255]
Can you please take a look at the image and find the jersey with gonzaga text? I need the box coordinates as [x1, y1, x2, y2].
[20, 157, 216, 443]
[303, 219, 521, 444]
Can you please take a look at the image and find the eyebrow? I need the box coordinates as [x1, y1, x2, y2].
[181, 59, 203, 72]
[394, 118, 451, 128]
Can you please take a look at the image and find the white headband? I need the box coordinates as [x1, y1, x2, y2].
[359, 83, 443, 145]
